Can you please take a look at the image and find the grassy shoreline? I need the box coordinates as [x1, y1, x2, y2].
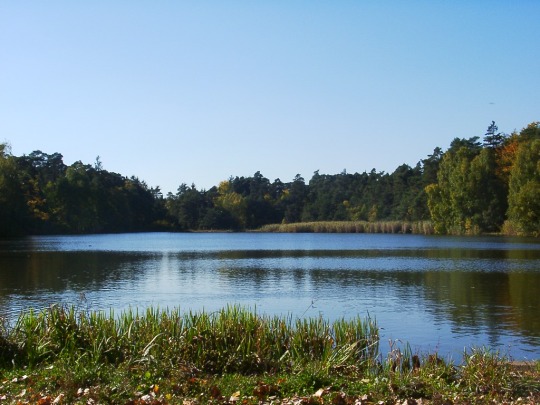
[258, 220, 540, 237]
[258, 221, 435, 235]
[1, 306, 538, 404]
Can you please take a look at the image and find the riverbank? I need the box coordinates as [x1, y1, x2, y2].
[1, 306, 538, 404]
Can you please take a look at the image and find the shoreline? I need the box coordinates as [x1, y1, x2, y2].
[6, 220, 540, 237]
[1, 306, 538, 403]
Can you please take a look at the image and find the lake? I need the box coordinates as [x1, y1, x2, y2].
[1, 232, 539, 361]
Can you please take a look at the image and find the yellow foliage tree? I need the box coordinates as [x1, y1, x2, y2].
[215, 180, 247, 228]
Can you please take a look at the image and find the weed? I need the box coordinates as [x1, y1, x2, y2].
[259, 220, 434, 234]
[0, 307, 538, 404]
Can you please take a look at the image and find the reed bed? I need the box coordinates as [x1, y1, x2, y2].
[3, 305, 378, 374]
[1, 306, 539, 403]
[259, 220, 434, 235]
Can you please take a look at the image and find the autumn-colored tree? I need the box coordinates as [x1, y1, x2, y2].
[214, 180, 247, 229]
[496, 132, 520, 182]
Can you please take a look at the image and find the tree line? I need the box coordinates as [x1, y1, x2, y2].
[1, 121, 538, 237]
[426, 121, 539, 235]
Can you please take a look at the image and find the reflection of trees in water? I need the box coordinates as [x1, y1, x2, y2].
[0, 251, 163, 320]
[215, 261, 540, 342]
[508, 273, 540, 337]
[420, 271, 540, 341]
[2, 247, 539, 344]
[0, 251, 152, 294]
[0, 294, 11, 323]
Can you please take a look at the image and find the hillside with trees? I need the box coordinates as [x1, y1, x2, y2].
[1, 121, 539, 237]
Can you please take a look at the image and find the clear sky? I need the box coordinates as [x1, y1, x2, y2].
[1, 1, 539, 194]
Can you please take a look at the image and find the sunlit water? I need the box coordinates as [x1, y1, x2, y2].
[1, 232, 539, 361]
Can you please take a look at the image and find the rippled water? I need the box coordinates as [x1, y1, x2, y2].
[1, 232, 539, 361]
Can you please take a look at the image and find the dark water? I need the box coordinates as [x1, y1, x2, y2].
[1, 232, 539, 361]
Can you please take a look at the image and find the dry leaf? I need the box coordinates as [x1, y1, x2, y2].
[141, 394, 152, 402]
[313, 388, 324, 397]
[229, 390, 241, 402]
[53, 393, 64, 404]
[209, 385, 221, 399]
[37, 397, 52, 405]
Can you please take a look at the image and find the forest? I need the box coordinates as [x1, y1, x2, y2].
[1, 121, 539, 237]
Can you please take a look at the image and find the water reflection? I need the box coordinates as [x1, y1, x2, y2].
[0, 233, 538, 359]
[0, 251, 153, 292]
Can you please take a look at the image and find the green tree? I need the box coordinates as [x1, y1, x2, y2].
[469, 148, 507, 232]
[50, 161, 96, 232]
[422, 147, 443, 186]
[507, 137, 540, 235]
[427, 134, 510, 234]
[390, 163, 425, 221]
[244, 172, 280, 228]
[0, 143, 29, 236]
[426, 136, 492, 234]
[168, 183, 206, 230]
[282, 174, 307, 223]
[483, 121, 505, 148]
[16, 150, 67, 232]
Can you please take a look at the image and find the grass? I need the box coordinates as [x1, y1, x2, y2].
[259, 220, 435, 234]
[1, 305, 539, 404]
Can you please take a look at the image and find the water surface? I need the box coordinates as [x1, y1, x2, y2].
[1, 232, 539, 361]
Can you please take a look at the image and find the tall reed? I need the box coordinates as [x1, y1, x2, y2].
[259, 221, 434, 234]
[4, 305, 378, 375]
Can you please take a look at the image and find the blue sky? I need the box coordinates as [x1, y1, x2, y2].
[1, 1, 539, 194]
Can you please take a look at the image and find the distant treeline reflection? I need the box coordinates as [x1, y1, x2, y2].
[1, 248, 539, 342]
